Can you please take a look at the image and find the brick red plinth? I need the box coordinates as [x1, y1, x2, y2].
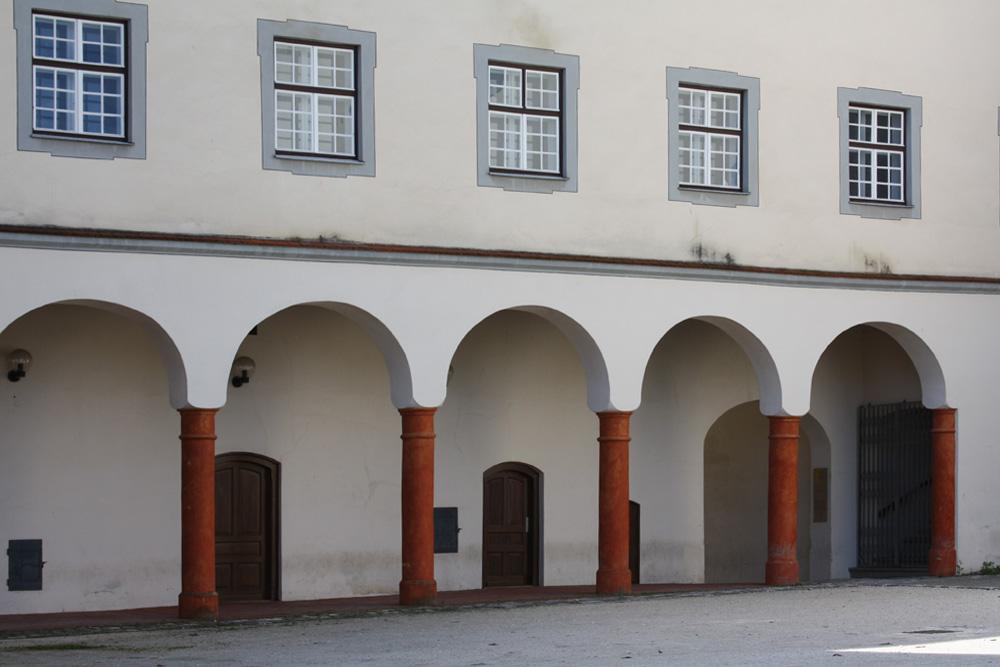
[178, 592, 219, 619]
[766, 415, 800, 586]
[596, 411, 632, 595]
[929, 408, 957, 577]
[178, 408, 219, 620]
[399, 407, 438, 605]
[399, 580, 437, 606]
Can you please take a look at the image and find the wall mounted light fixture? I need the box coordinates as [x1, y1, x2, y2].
[231, 356, 256, 387]
[7, 349, 32, 382]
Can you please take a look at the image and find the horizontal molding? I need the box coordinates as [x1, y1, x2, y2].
[2, 225, 1000, 295]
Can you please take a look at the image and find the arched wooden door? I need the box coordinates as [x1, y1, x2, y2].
[483, 462, 540, 587]
[215, 453, 280, 601]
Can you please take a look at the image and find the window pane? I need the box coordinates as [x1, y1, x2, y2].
[489, 66, 521, 107]
[525, 70, 558, 110]
[275, 44, 295, 83]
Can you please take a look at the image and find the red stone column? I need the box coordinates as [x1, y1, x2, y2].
[596, 411, 632, 595]
[178, 408, 219, 619]
[399, 407, 438, 605]
[765, 415, 800, 586]
[929, 408, 957, 577]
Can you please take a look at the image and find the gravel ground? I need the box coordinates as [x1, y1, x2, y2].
[2, 578, 999, 666]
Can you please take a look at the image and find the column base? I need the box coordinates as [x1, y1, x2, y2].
[178, 592, 219, 619]
[596, 569, 632, 595]
[765, 559, 799, 586]
[928, 547, 957, 577]
[399, 579, 437, 605]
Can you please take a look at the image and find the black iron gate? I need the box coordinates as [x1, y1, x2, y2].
[856, 401, 932, 573]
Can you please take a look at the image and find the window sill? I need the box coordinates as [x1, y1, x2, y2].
[488, 170, 569, 182]
[848, 199, 910, 207]
[679, 185, 747, 195]
[31, 133, 134, 147]
[273, 153, 365, 166]
[842, 199, 917, 220]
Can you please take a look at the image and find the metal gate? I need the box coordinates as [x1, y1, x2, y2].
[856, 401, 932, 572]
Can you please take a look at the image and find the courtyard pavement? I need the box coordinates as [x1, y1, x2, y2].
[1, 576, 999, 665]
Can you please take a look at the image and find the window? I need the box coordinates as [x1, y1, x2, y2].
[258, 19, 376, 178]
[677, 87, 742, 189]
[666, 67, 760, 207]
[474, 44, 579, 193]
[13, 0, 147, 159]
[488, 65, 561, 174]
[838, 88, 922, 219]
[848, 106, 905, 203]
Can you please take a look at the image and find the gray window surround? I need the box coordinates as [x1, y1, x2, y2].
[13, 0, 147, 159]
[474, 43, 579, 194]
[666, 67, 760, 207]
[837, 87, 922, 220]
[258, 19, 376, 178]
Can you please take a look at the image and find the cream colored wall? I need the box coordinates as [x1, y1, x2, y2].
[1, 1, 999, 277]
[0, 305, 179, 614]
[215, 306, 403, 600]
[703, 402, 812, 583]
[632, 320, 760, 584]
[4, 243, 1000, 613]
[810, 326, 923, 578]
[435, 311, 597, 589]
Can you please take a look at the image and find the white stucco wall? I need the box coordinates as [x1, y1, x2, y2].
[0, 1, 998, 277]
[435, 311, 597, 590]
[0, 305, 179, 613]
[214, 306, 402, 600]
[1, 244, 1000, 613]
[810, 326, 924, 578]
[703, 402, 812, 583]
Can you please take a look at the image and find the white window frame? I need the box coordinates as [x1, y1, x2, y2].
[487, 64, 561, 175]
[258, 20, 376, 178]
[474, 43, 579, 194]
[838, 87, 922, 219]
[273, 42, 357, 159]
[847, 106, 906, 203]
[31, 14, 126, 139]
[666, 67, 760, 207]
[14, 0, 147, 159]
[677, 87, 742, 190]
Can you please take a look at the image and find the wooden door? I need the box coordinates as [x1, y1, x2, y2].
[215, 453, 279, 601]
[629, 500, 640, 585]
[483, 462, 540, 587]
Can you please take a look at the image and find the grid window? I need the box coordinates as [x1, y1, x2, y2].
[677, 87, 741, 189]
[837, 88, 921, 219]
[274, 41, 356, 158]
[848, 106, 905, 203]
[487, 64, 561, 175]
[31, 14, 125, 139]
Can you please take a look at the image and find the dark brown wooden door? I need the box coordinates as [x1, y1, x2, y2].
[483, 463, 539, 587]
[629, 500, 640, 585]
[215, 453, 279, 601]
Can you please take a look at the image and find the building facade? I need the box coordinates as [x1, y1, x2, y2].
[1, 0, 999, 617]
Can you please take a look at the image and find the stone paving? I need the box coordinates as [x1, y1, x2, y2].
[0, 576, 998, 666]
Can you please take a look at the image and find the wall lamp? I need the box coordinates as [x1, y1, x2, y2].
[7, 349, 32, 382]
[231, 356, 256, 388]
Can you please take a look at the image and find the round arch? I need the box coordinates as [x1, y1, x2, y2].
[1, 298, 187, 407]
[809, 321, 947, 409]
[444, 305, 611, 414]
[637, 315, 783, 416]
[216, 300, 416, 410]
